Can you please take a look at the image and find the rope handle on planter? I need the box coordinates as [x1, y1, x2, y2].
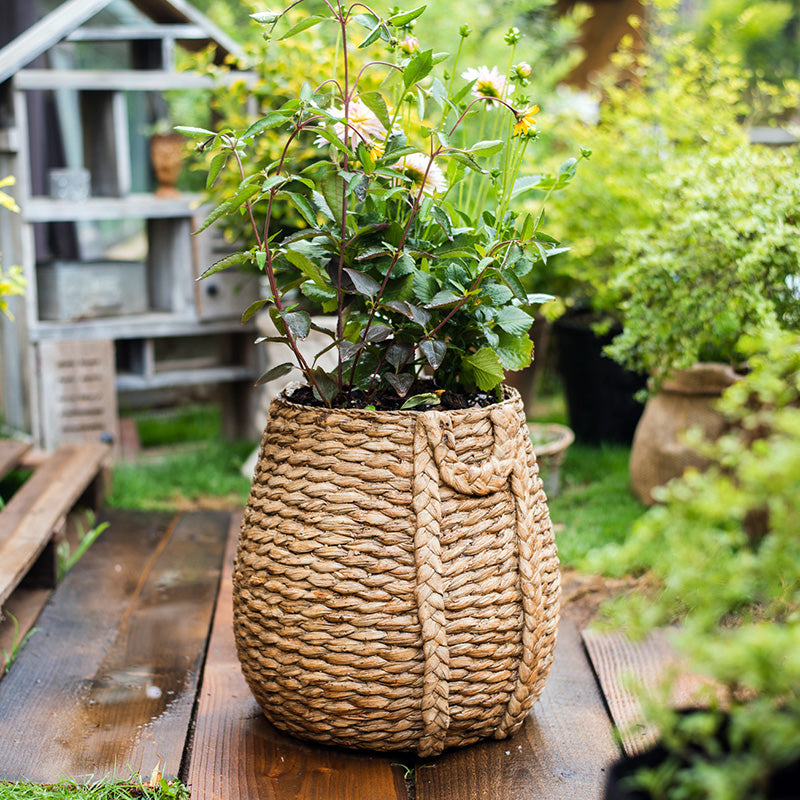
[411, 404, 549, 757]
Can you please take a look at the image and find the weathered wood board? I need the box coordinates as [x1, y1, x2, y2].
[415, 620, 620, 800]
[0, 509, 228, 782]
[186, 512, 409, 800]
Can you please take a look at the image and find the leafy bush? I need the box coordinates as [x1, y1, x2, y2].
[542, 4, 798, 321]
[605, 145, 800, 386]
[594, 328, 800, 799]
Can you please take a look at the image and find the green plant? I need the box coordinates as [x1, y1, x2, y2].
[181, 1, 585, 409]
[0, 176, 25, 319]
[594, 328, 800, 799]
[542, 1, 797, 322]
[605, 145, 800, 389]
[0, 775, 189, 800]
[56, 511, 110, 581]
[0, 611, 38, 677]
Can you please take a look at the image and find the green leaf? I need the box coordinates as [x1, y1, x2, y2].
[481, 282, 514, 306]
[358, 92, 392, 132]
[358, 21, 385, 48]
[285, 249, 329, 288]
[344, 268, 381, 297]
[495, 334, 533, 371]
[195, 199, 232, 234]
[430, 205, 453, 240]
[196, 251, 245, 281]
[284, 191, 318, 228]
[174, 125, 215, 138]
[511, 174, 545, 199]
[279, 14, 327, 40]
[401, 392, 441, 410]
[464, 348, 505, 391]
[386, 372, 415, 397]
[254, 362, 295, 386]
[403, 49, 434, 89]
[243, 111, 288, 140]
[388, 5, 427, 25]
[412, 270, 439, 303]
[426, 289, 461, 307]
[206, 152, 228, 190]
[281, 309, 311, 340]
[420, 339, 446, 369]
[242, 298, 268, 324]
[321, 171, 346, 229]
[364, 324, 393, 342]
[468, 139, 504, 157]
[312, 367, 339, 404]
[311, 190, 334, 220]
[496, 305, 534, 336]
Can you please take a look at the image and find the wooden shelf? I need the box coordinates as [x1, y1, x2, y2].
[23, 194, 204, 222]
[116, 364, 257, 391]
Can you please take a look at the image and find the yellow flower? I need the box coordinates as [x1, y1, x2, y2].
[513, 105, 539, 137]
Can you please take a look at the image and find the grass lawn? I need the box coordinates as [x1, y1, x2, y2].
[0, 778, 188, 800]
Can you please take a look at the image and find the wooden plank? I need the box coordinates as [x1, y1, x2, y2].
[186, 512, 408, 800]
[416, 620, 619, 800]
[15, 69, 255, 92]
[67, 24, 208, 41]
[0, 586, 50, 678]
[583, 628, 702, 757]
[0, 442, 109, 608]
[0, 440, 31, 481]
[23, 194, 201, 223]
[0, 509, 229, 782]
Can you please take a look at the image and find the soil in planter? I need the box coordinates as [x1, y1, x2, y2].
[287, 382, 498, 411]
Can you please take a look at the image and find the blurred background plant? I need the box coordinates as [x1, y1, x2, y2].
[0, 176, 25, 320]
[591, 327, 800, 798]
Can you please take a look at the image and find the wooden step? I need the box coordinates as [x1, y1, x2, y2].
[0, 440, 32, 480]
[186, 511, 408, 800]
[0, 442, 109, 609]
[0, 509, 230, 782]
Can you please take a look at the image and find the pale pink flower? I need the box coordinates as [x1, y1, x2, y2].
[461, 65, 507, 109]
[333, 97, 386, 147]
[394, 153, 447, 196]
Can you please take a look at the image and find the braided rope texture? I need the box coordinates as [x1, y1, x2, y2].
[233, 386, 560, 755]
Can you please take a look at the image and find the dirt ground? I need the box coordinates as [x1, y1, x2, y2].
[559, 568, 639, 629]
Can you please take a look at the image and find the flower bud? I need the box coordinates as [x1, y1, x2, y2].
[459, 24, 472, 38]
[504, 27, 521, 45]
[400, 34, 419, 54]
[515, 61, 532, 79]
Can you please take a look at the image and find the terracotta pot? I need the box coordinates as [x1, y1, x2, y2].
[150, 133, 185, 197]
[629, 363, 740, 505]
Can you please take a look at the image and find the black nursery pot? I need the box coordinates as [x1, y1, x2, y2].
[553, 313, 646, 445]
[604, 726, 800, 800]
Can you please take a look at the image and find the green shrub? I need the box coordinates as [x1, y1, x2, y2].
[594, 328, 800, 799]
[605, 145, 800, 386]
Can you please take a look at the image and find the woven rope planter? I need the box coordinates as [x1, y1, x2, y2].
[233, 385, 560, 756]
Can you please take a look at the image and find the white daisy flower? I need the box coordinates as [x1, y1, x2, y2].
[333, 98, 386, 146]
[394, 153, 447, 196]
[461, 65, 507, 109]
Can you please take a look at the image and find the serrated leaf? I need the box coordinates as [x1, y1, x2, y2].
[401, 392, 441, 410]
[196, 251, 245, 281]
[420, 339, 446, 369]
[496, 305, 534, 336]
[344, 268, 381, 297]
[430, 205, 453, 240]
[195, 200, 232, 234]
[481, 282, 514, 305]
[412, 270, 438, 303]
[496, 334, 533, 371]
[426, 289, 461, 308]
[311, 190, 334, 220]
[254, 362, 295, 386]
[357, 92, 392, 132]
[386, 372, 415, 397]
[464, 348, 504, 391]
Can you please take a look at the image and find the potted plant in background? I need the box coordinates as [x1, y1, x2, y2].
[605, 145, 800, 505]
[595, 328, 800, 800]
[542, 2, 798, 444]
[181, 1, 585, 756]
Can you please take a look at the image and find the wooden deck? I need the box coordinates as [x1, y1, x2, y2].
[0, 508, 670, 799]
